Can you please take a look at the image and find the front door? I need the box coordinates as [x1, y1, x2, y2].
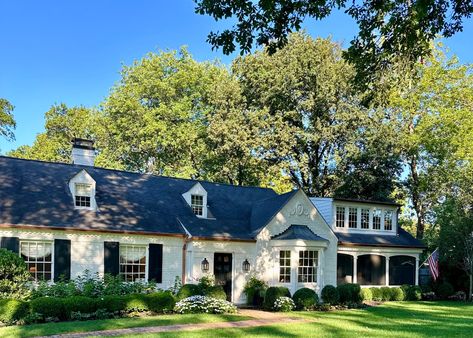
[213, 253, 232, 301]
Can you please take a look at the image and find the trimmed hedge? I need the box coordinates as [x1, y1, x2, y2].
[391, 287, 405, 301]
[361, 288, 372, 301]
[402, 285, 422, 301]
[145, 291, 176, 312]
[0, 299, 30, 324]
[371, 287, 382, 301]
[263, 287, 291, 310]
[30, 297, 67, 320]
[436, 282, 454, 299]
[62, 296, 99, 319]
[204, 286, 227, 300]
[337, 284, 362, 304]
[292, 288, 318, 310]
[321, 285, 339, 304]
[177, 284, 202, 300]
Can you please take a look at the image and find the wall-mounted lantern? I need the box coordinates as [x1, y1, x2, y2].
[201, 258, 209, 273]
[242, 259, 251, 272]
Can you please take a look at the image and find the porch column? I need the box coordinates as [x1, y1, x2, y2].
[415, 257, 419, 285]
[385, 256, 390, 286]
[353, 254, 358, 284]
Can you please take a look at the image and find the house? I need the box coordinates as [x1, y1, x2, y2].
[0, 139, 425, 304]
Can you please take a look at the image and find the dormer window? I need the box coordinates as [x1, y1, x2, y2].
[191, 194, 204, 216]
[75, 183, 92, 208]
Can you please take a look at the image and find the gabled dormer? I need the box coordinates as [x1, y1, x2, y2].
[182, 182, 208, 218]
[68, 169, 97, 211]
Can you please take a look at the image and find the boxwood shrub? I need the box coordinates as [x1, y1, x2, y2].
[0, 299, 30, 324]
[380, 287, 392, 301]
[177, 284, 202, 300]
[436, 282, 455, 299]
[30, 297, 67, 320]
[337, 283, 362, 304]
[370, 287, 382, 301]
[145, 291, 176, 312]
[292, 288, 318, 310]
[97, 295, 127, 313]
[321, 285, 339, 304]
[62, 296, 99, 318]
[204, 286, 227, 300]
[263, 287, 291, 310]
[360, 288, 372, 301]
[402, 285, 422, 301]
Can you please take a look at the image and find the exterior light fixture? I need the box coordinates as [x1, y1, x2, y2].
[201, 258, 209, 273]
[242, 259, 250, 272]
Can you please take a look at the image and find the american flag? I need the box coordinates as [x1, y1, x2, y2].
[427, 248, 440, 281]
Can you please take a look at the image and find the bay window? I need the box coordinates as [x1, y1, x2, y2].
[298, 250, 318, 283]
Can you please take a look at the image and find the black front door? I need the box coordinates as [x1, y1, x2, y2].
[214, 253, 232, 301]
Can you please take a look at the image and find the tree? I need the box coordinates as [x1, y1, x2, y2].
[195, 0, 473, 85]
[0, 248, 31, 299]
[0, 98, 15, 142]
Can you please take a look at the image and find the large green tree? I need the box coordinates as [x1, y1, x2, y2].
[0, 98, 15, 142]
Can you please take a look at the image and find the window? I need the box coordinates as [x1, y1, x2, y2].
[75, 183, 92, 208]
[384, 210, 393, 230]
[348, 207, 358, 228]
[20, 241, 53, 281]
[336, 206, 345, 228]
[361, 208, 370, 229]
[279, 250, 291, 283]
[373, 209, 382, 230]
[298, 250, 318, 283]
[119, 245, 147, 282]
[191, 194, 204, 216]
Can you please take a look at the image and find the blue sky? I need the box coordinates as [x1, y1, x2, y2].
[1, 1, 472, 153]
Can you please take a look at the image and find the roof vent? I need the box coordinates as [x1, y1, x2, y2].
[72, 138, 96, 166]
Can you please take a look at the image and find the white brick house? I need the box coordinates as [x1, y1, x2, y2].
[0, 139, 424, 304]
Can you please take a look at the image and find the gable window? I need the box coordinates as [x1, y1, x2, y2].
[279, 250, 291, 283]
[384, 210, 393, 230]
[373, 209, 382, 230]
[119, 245, 147, 282]
[75, 183, 92, 208]
[336, 206, 345, 228]
[348, 207, 358, 228]
[191, 194, 204, 216]
[361, 208, 370, 229]
[20, 241, 53, 282]
[298, 250, 318, 283]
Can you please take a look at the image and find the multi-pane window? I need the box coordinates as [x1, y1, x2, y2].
[384, 210, 393, 230]
[336, 206, 345, 228]
[20, 241, 53, 281]
[361, 208, 370, 229]
[191, 195, 204, 216]
[279, 250, 291, 283]
[348, 207, 358, 228]
[119, 245, 147, 282]
[75, 183, 92, 208]
[298, 250, 318, 283]
[373, 209, 382, 230]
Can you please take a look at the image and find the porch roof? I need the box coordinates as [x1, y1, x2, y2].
[272, 224, 329, 241]
[336, 228, 426, 248]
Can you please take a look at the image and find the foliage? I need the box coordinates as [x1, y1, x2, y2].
[0, 299, 29, 325]
[336, 284, 362, 304]
[292, 288, 318, 310]
[436, 282, 455, 299]
[360, 288, 372, 302]
[198, 274, 216, 292]
[402, 285, 422, 301]
[391, 288, 405, 301]
[30, 297, 67, 321]
[177, 284, 203, 300]
[204, 286, 227, 300]
[62, 296, 99, 319]
[380, 287, 393, 301]
[370, 288, 382, 301]
[273, 296, 295, 312]
[243, 275, 268, 306]
[263, 287, 291, 310]
[0, 98, 15, 142]
[174, 295, 237, 314]
[0, 248, 31, 300]
[321, 285, 339, 305]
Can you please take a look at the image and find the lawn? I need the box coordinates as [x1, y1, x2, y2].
[0, 313, 250, 338]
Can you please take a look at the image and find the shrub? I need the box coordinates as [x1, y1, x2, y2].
[198, 274, 215, 292]
[62, 296, 99, 318]
[177, 284, 203, 300]
[360, 288, 372, 301]
[243, 275, 268, 307]
[337, 284, 362, 304]
[30, 297, 67, 320]
[0, 299, 30, 324]
[436, 282, 455, 299]
[321, 285, 339, 304]
[123, 294, 149, 312]
[98, 295, 127, 313]
[402, 285, 422, 301]
[273, 297, 295, 312]
[32, 279, 79, 299]
[370, 288, 382, 301]
[204, 286, 227, 300]
[263, 287, 291, 310]
[0, 248, 31, 300]
[391, 287, 405, 301]
[145, 292, 176, 313]
[292, 288, 318, 310]
[174, 296, 237, 314]
[380, 287, 392, 301]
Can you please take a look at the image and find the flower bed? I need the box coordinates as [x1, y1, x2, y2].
[174, 296, 237, 314]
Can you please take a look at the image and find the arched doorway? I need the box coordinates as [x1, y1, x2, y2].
[337, 253, 354, 284]
[357, 254, 386, 285]
[389, 255, 415, 285]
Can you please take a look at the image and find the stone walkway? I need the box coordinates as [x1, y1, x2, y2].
[37, 310, 309, 338]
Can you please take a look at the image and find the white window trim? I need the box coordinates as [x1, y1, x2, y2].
[119, 244, 149, 282]
[278, 250, 291, 284]
[296, 249, 319, 285]
[19, 240, 54, 282]
[69, 169, 97, 211]
[182, 182, 208, 218]
[333, 203, 397, 234]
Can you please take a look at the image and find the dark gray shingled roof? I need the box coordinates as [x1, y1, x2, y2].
[272, 224, 328, 241]
[335, 228, 426, 248]
[0, 156, 281, 239]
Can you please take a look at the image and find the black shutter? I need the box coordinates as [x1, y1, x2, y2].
[0, 237, 19, 253]
[54, 239, 71, 281]
[148, 243, 163, 283]
[104, 241, 119, 276]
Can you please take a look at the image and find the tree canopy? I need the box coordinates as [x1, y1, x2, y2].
[0, 98, 15, 142]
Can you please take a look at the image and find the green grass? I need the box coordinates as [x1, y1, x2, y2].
[117, 302, 473, 338]
[0, 313, 250, 338]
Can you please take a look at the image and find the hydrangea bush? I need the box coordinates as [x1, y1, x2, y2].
[174, 296, 237, 314]
[273, 296, 295, 312]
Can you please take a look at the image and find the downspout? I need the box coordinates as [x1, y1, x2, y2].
[177, 218, 192, 284]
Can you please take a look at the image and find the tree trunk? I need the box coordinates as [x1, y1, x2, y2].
[469, 273, 472, 301]
[409, 155, 425, 239]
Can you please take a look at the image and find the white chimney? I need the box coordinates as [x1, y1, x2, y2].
[72, 138, 96, 166]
